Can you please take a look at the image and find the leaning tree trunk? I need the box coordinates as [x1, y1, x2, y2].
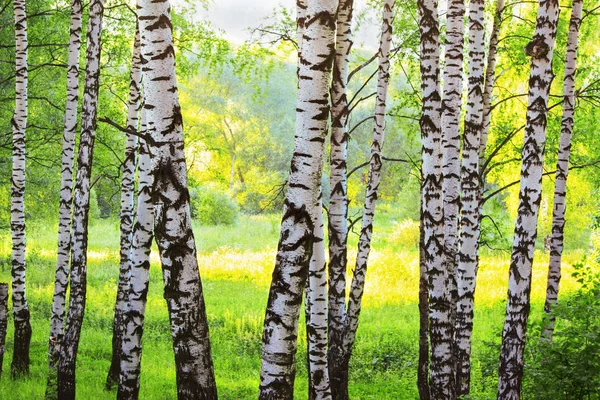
[137, 0, 218, 397]
[455, 0, 486, 395]
[305, 194, 332, 400]
[497, 1, 560, 398]
[437, 0, 465, 396]
[106, 26, 142, 390]
[327, 1, 354, 398]
[0, 283, 8, 377]
[117, 112, 156, 400]
[56, 0, 104, 397]
[10, 0, 32, 378]
[46, 0, 83, 394]
[340, 2, 395, 399]
[542, 0, 583, 340]
[417, 0, 443, 398]
[259, 0, 337, 398]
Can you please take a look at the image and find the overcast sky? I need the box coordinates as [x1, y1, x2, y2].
[196, 0, 379, 49]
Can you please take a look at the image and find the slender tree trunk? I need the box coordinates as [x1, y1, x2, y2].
[438, 1, 465, 396]
[10, 0, 31, 378]
[416, 0, 444, 398]
[137, 0, 218, 397]
[417, 199, 430, 400]
[57, 0, 104, 397]
[341, 2, 395, 398]
[117, 111, 156, 400]
[542, 0, 583, 341]
[259, 1, 337, 397]
[479, 0, 505, 165]
[0, 283, 8, 378]
[305, 194, 332, 400]
[455, 0, 486, 395]
[327, 1, 353, 398]
[497, 1, 560, 398]
[46, 0, 83, 395]
[106, 26, 142, 390]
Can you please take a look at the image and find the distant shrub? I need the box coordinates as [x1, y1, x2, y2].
[388, 219, 420, 249]
[523, 258, 600, 399]
[190, 186, 238, 226]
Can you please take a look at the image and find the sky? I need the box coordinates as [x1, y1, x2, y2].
[196, 0, 379, 49]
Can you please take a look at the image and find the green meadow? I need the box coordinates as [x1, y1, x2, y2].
[0, 208, 583, 399]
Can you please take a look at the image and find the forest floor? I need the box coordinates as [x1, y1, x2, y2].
[0, 209, 584, 399]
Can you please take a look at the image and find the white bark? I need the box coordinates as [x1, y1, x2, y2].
[497, 0, 561, 398]
[327, 2, 353, 396]
[107, 26, 142, 389]
[455, 0, 486, 394]
[542, 0, 583, 340]
[48, 2, 83, 383]
[259, 1, 338, 397]
[136, 0, 218, 397]
[305, 194, 331, 400]
[10, 0, 32, 377]
[57, 0, 104, 397]
[344, 0, 395, 361]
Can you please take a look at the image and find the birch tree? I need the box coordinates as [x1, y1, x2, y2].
[117, 111, 155, 400]
[497, 0, 560, 398]
[327, 2, 353, 397]
[135, 0, 218, 396]
[305, 195, 332, 399]
[46, 0, 83, 392]
[57, 0, 104, 396]
[454, 0, 485, 395]
[10, 0, 32, 377]
[339, 3, 395, 399]
[259, 0, 337, 397]
[440, 0, 465, 351]
[106, 26, 142, 390]
[542, 0, 583, 340]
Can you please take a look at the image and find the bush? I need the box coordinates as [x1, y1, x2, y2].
[388, 219, 420, 249]
[189, 186, 238, 226]
[523, 257, 600, 399]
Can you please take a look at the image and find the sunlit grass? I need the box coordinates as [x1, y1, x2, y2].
[0, 210, 589, 399]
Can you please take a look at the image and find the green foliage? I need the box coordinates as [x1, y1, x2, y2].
[523, 257, 600, 400]
[190, 186, 239, 226]
[388, 219, 420, 249]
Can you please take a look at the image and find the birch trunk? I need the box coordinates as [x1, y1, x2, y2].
[343, 0, 394, 359]
[46, 0, 83, 393]
[0, 283, 8, 377]
[259, 1, 337, 397]
[440, 3, 465, 365]
[117, 111, 156, 400]
[10, 0, 32, 377]
[542, 0, 583, 340]
[327, 2, 353, 398]
[137, 0, 218, 396]
[497, 0, 560, 398]
[56, 0, 104, 397]
[455, 0, 486, 395]
[305, 195, 331, 400]
[106, 26, 142, 390]
[417, 0, 446, 398]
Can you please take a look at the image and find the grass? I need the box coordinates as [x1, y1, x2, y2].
[0, 207, 586, 399]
